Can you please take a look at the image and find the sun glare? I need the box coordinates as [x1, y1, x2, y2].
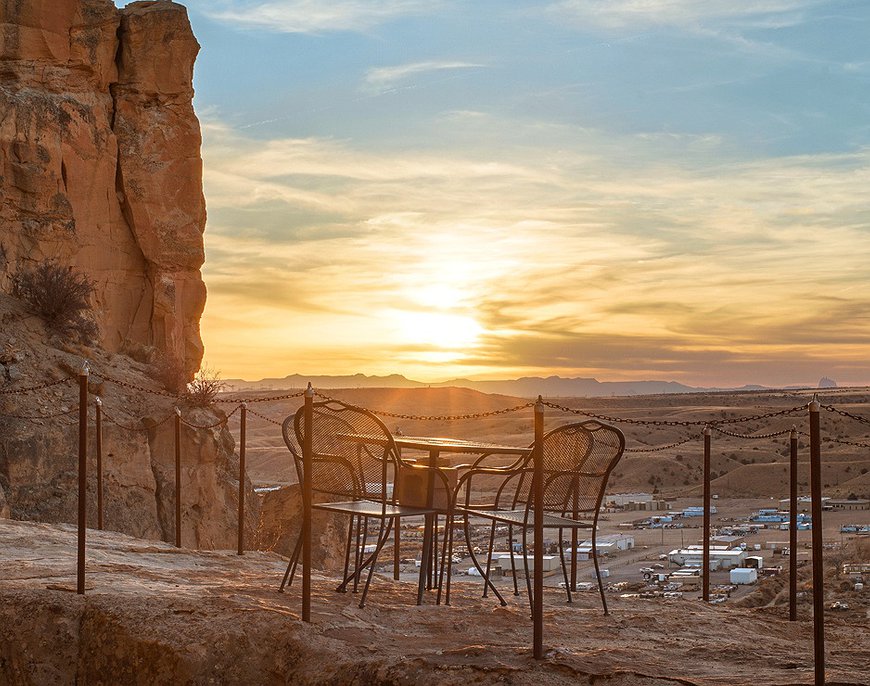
[390, 310, 483, 350]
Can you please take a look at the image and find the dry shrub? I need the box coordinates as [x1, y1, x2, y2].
[11, 261, 97, 343]
[184, 366, 226, 407]
[153, 354, 188, 394]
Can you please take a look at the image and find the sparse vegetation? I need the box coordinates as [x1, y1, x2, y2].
[10, 261, 97, 343]
[154, 354, 188, 394]
[183, 366, 226, 407]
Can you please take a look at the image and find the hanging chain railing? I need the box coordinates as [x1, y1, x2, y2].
[711, 425, 795, 440]
[821, 403, 870, 426]
[0, 377, 73, 394]
[314, 390, 534, 420]
[623, 435, 697, 453]
[540, 400, 807, 426]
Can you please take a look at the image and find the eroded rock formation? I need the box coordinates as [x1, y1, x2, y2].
[0, 0, 205, 377]
[0, 2, 259, 549]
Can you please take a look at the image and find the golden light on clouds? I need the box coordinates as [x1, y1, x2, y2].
[199, 119, 870, 387]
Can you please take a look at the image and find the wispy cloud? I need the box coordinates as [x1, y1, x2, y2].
[202, 0, 441, 34]
[363, 61, 486, 92]
[545, 0, 823, 31]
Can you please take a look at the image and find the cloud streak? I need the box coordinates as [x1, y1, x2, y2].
[364, 61, 486, 92]
[545, 0, 823, 31]
[202, 0, 441, 34]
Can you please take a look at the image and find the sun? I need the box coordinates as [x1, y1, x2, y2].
[389, 310, 483, 350]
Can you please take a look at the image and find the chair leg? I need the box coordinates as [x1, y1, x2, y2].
[482, 519, 498, 598]
[353, 516, 368, 593]
[359, 518, 394, 609]
[393, 517, 400, 581]
[558, 528, 573, 603]
[521, 525, 533, 611]
[592, 526, 609, 616]
[279, 531, 303, 592]
[464, 516, 506, 605]
[334, 517, 355, 593]
[417, 514, 434, 605]
[511, 525, 523, 597]
[436, 511, 452, 605]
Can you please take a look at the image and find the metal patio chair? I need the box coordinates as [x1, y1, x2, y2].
[278, 399, 439, 608]
[455, 420, 625, 615]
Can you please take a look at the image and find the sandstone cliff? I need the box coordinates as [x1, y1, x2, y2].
[0, 0, 205, 377]
[0, 1, 262, 549]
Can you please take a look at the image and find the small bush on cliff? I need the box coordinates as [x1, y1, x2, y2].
[11, 261, 97, 343]
[184, 366, 226, 407]
[154, 354, 188, 394]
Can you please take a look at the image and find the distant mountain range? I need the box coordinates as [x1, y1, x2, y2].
[220, 373, 823, 398]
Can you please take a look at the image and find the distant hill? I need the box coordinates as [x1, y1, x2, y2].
[221, 373, 784, 398]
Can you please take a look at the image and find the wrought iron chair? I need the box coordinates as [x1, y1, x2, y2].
[454, 420, 625, 615]
[278, 399, 439, 608]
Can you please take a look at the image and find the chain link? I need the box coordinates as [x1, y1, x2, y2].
[0, 406, 79, 421]
[819, 435, 870, 450]
[216, 390, 306, 404]
[245, 406, 285, 426]
[91, 370, 181, 399]
[624, 436, 696, 453]
[711, 425, 794, 440]
[179, 408, 236, 430]
[314, 391, 535, 420]
[100, 407, 174, 433]
[0, 377, 73, 395]
[541, 400, 806, 427]
[821, 403, 870, 426]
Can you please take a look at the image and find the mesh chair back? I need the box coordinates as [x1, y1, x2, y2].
[294, 400, 399, 502]
[513, 420, 625, 516]
[281, 415, 304, 485]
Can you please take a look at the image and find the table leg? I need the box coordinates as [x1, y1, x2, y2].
[417, 513, 433, 605]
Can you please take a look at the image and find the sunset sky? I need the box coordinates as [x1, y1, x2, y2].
[128, 1, 869, 387]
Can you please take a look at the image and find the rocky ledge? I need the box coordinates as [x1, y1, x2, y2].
[1, 519, 867, 685]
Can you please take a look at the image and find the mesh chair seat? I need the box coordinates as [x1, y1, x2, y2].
[458, 506, 594, 529]
[316, 500, 434, 519]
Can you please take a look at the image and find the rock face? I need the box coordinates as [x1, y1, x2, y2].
[0, 2, 254, 550]
[0, 0, 206, 378]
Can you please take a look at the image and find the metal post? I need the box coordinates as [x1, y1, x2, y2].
[175, 408, 182, 548]
[302, 383, 314, 623]
[789, 426, 798, 622]
[95, 396, 103, 531]
[77, 363, 89, 595]
[702, 426, 711, 602]
[533, 396, 544, 660]
[809, 397, 825, 685]
[238, 402, 247, 555]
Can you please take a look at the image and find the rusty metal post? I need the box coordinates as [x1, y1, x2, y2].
[533, 396, 545, 660]
[789, 426, 798, 621]
[77, 363, 89, 595]
[237, 402, 247, 555]
[702, 426, 711, 602]
[95, 396, 103, 531]
[809, 397, 825, 685]
[302, 383, 314, 623]
[175, 407, 182, 548]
